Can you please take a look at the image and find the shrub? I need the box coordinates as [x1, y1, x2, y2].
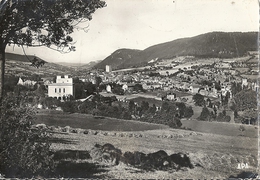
[60, 101, 78, 113]
[233, 90, 257, 111]
[199, 107, 211, 121]
[192, 93, 205, 106]
[216, 112, 231, 122]
[0, 95, 54, 178]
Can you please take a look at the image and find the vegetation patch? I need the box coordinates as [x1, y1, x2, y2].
[35, 110, 168, 132]
[181, 120, 257, 138]
[89, 143, 194, 171]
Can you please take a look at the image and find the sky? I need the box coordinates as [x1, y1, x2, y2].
[6, 0, 259, 64]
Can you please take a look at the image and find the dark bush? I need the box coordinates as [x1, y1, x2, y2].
[0, 94, 54, 178]
[169, 153, 193, 169]
[60, 101, 78, 113]
[199, 107, 211, 121]
[53, 150, 91, 161]
[145, 150, 168, 169]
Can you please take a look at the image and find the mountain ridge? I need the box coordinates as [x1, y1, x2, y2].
[95, 31, 258, 70]
[5, 52, 46, 63]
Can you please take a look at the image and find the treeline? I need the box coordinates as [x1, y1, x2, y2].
[193, 82, 257, 124]
[59, 94, 194, 128]
[198, 107, 231, 122]
[5, 84, 194, 128]
[4, 74, 43, 93]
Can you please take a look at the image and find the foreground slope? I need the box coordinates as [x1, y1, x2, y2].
[34, 110, 258, 178]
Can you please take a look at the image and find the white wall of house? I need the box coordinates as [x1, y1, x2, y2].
[56, 75, 73, 83]
[48, 76, 73, 100]
[106, 65, 112, 72]
[106, 85, 112, 93]
[48, 85, 73, 98]
[122, 84, 128, 91]
[17, 77, 37, 87]
[17, 77, 24, 85]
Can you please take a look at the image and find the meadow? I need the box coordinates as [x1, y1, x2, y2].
[34, 110, 258, 179]
[35, 109, 257, 138]
[35, 110, 167, 131]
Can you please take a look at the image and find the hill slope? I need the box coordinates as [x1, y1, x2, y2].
[5, 53, 76, 77]
[95, 49, 143, 70]
[95, 31, 258, 70]
[54, 60, 101, 69]
[5, 52, 44, 62]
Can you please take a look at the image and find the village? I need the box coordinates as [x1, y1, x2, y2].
[0, 0, 259, 178]
[12, 52, 258, 125]
[8, 53, 258, 179]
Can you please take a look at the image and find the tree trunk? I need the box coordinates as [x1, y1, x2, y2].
[0, 46, 5, 101]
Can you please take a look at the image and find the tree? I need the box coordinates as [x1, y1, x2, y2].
[95, 76, 102, 91]
[30, 74, 42, 82]
[84, 82, 96, 96]
[133, 83, 145, 92]
[112, 84, 124, 95]
[213, 105, 217, 115]
[60, 100, 78, 113]
[234, 110, 238, 118]
[192, 93, 205, 106]
[141, 101, 149, 112]
[231, 82, 242, 95]
[42, 97, 60, 109]
[175, 102, 184, 117]
[214, 81, 221, 91]
[128, 100, 135, 113]
[216, 111, 231, 122]
[73, 79, 86, 99]
[199, 107, 211, 121]
[152, 102, 182, 128]
[149, 104, 157, 114]
[175, 102, 194, 119]
[184, 106, 194, 118]
[239, 125, 245, 136]
[0, 94, 54, 178]
[0, 0, 106, 99]
[232, 90, 257, 111]
[78, 100, 96, 114]
[222, 109, 226, 116]
[4, 74, 19, 92]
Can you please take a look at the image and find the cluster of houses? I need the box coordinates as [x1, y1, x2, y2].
[17, 75, 74, 101]
[17, 77, 37, 87]
[16, 50, 259, 106]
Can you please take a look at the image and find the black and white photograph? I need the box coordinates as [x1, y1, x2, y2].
[0, 0, 259, 179]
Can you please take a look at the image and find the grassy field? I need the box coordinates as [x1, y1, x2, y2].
[50, 127, 258, 179]
[190, 105, 202, 119]
[34, 110, 258, 178]
[181, 119, 258, 138]
[35, 110, 167, 131]
[35, 109, 257, 138]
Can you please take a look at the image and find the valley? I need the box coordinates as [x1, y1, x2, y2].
[3, 31, 259, 179]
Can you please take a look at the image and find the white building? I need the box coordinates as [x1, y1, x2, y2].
[106, 85, 112, 93]
[106, 65, 112, 72]
[122, 84, 128, 92]
[242, 78, 248, 89]
[17, 77, 37, 87]
[48, 75, 73, 100]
